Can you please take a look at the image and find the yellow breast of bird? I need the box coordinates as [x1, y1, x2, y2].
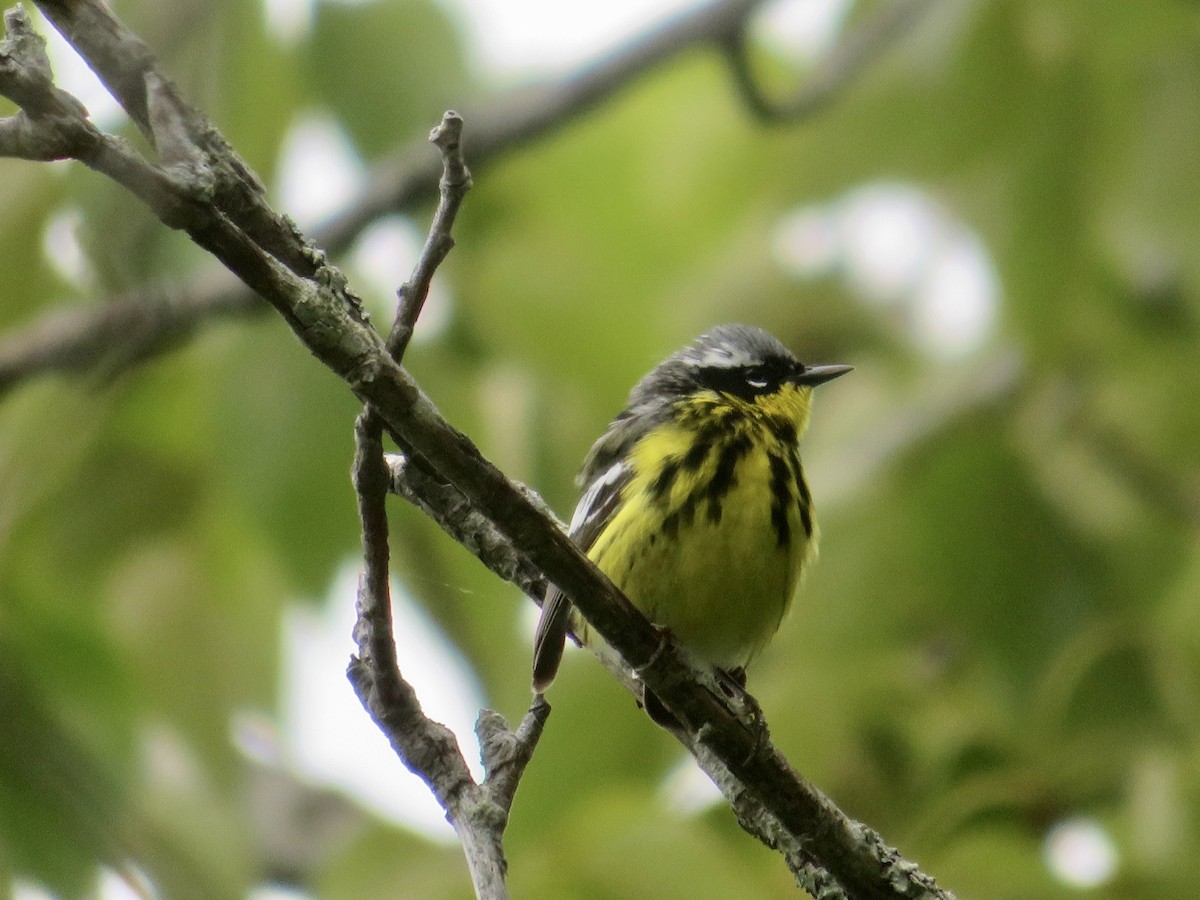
[586, 403, 817, 670]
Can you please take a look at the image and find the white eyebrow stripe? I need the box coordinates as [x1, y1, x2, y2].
[688, 346, 761, 369]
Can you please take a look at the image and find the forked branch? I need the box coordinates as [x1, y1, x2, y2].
[0, 3, 951, 897]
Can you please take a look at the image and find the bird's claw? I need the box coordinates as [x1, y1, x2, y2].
[715, 666, 769, 758]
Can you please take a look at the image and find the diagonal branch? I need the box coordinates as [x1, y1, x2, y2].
[35, 0, 313, 274]
[0, 0, 765, 397]
[0, 5, 953, 898]
[0, 0, 924, 399]
[386, 450, 554, 602]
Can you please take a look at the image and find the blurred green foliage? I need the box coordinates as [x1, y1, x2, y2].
[1, 0, 1198, 898]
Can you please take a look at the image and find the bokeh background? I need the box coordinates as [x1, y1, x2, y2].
[1, 0, 1198, 897]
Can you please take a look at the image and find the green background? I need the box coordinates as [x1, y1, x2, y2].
[1, 1, 1198, 897]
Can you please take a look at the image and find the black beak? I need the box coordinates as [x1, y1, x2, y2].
[792, 363, 853, 387]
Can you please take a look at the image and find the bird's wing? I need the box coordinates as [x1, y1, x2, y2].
[531, 458, 632, 692]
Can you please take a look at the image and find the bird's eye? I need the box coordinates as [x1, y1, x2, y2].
[744, 367, 771, 390]
[696, 361, 783, 399]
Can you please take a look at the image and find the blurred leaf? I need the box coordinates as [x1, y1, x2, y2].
[0, 658, 124, 896]
[510, 788, 796, 899]
[305, 0, 471, 159]
[212, 1, 306, 178]
[0, 164, 69, 324]
[316, 823, 472, 900]
[2, 0, 1200, 895]
[212, 320, 363, 595]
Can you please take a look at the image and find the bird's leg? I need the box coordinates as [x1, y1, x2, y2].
[722, 666, 747, 689]
[715, 666, 769, 759]
[635, 624, 683, 728]
[640, 685, 681, 728]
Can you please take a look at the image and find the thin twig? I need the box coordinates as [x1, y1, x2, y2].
[722, 0, 931, 124]
[348, 412, 404, 706]
[388, 111, 471, 360]
[477, 695, 551, 814]
[0, 6, 953, 896]
[348, 112, 538, 898]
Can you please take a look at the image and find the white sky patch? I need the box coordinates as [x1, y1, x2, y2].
[774, 181, 999, 360]
[41, 206, 95, 291]
[346, 214, 453, 340]
[96, 868, 156, 900]
[437, 0, 697, 78]
[278, 560, 486, 840]
[39, 16, 124, 130]
[263, 0, 314, 46]
[264, 0, 852, 79]
[274, 112, 366, 230]
[751, 0, 851, 64]
[12, 881, 54, 900]
[659, 755, 722, 815]
[11, 869, 159, 900]
[439, 0, 855, 79]
[249, 885, 314, 900]
[909, 229, 998, 358]
[837, 183, 940, 305]
[1043, 818, 1119, 889]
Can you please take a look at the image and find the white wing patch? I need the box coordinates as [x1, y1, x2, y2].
[570, 459, 629, 538]
[533, 458, 631, 690]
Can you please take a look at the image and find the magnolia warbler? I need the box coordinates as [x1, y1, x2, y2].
[532, 324, 850, 720]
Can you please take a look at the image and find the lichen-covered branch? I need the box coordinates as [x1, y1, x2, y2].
[0, 4, 952, 897]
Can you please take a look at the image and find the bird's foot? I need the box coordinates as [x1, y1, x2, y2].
[636, 625, 682, 728]
[714, 666, 769, 758]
